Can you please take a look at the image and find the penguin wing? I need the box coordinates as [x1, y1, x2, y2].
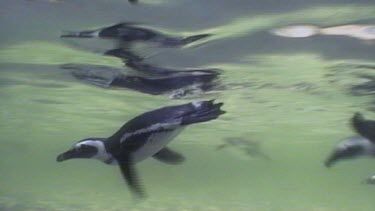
[119, 126, 176, 150]
[117, 154, 146, 199]
[152, 147, 185, 164]
[351, 112, 375, 143]
[108, 103, 192, 141]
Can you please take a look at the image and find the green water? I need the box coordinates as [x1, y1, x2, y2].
[1, 0, 375, 210]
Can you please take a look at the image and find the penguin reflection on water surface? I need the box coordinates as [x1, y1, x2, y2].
[105, 48, 221, 76]
[325, 113, 375, 183]
[61, 63, 220, 98]
[61, 22, 211, 47]
[56, 100, 225, 198]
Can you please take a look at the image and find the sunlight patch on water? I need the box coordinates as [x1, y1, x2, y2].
[203, 4, 375, 41]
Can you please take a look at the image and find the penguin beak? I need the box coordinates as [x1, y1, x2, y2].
[56, 145, 98, 162]
[57, 149, 74, 162]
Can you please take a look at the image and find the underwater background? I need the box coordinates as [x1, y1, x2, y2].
[1, 0, 375, 210]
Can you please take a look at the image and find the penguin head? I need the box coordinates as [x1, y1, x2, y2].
[324, 136, 375, 167]
[56, 139, 101, 162]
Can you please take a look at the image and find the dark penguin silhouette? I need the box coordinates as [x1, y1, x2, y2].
[61, 63, 220, 98]
[61, 22, 211, 47]
[324, 113, 375, 184]
[128, 0, 138, 4]
[325, 113, 375, 184]
[325, 113, 375, 167]
[56, 100, 225, 199]
[351, 112, 375, 142]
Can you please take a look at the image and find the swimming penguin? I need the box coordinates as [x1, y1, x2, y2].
[325, 113, 375, 167]
[61, 63, 220, 98]
[61, 22, 212, 47]
[56, 100, 225, 199]
[128, 0, 138, 4]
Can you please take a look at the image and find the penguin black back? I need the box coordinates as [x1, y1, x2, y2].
[352, 112, 375, 143]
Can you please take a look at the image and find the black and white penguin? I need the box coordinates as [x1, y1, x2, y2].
[325, 113, 375, 167]
[61, 22, 211, 47]
[56, 100, 225, 198]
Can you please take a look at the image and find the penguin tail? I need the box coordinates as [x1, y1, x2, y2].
[181, 100, 225, 125]
[180, 33, 212, 45]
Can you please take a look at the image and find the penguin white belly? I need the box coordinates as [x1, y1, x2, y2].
[133, 127, 184, 163]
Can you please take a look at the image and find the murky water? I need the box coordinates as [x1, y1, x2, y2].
[1, 0, 375, 210]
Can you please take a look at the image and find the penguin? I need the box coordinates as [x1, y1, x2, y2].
[60, 22, 212, 47]
[61, 63, 220, 98]
[325, 113, 375, 167]
[56, 100, 225, 199]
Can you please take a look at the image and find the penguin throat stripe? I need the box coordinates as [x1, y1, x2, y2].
[120, 122, 181, 143]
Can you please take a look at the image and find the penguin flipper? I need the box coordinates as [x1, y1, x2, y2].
[351, 112, 375, 143]
[117, 156, 146, 199]
[153, 147, 185, 164]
